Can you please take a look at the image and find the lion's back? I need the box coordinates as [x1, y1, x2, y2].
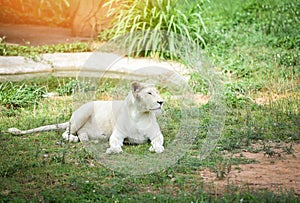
[90, 100, 124, 135]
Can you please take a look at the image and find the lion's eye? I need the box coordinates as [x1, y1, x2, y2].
[148, 92, 152, 95]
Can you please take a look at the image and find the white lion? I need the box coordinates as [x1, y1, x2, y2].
[8, 82, 165, 154]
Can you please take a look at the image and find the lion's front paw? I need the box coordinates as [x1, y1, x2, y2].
[62, 131, 79, 142]
[149, 145, 164, 153]
[106, 146, 123, 154]
[69, 135, 79, 142]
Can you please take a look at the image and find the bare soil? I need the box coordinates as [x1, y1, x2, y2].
[200, 142, 300, 195]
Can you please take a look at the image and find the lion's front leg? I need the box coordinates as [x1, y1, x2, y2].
[106, 129, 125, 154]
[149, 132, 164, 153]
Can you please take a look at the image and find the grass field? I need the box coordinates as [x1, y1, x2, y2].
[0, 0, 299, 202]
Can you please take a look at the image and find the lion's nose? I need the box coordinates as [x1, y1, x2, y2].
[157, 101, 163, 106]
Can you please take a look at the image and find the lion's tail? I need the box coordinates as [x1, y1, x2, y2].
[8, 122, 69, 135]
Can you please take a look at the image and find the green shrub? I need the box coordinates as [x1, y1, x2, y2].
[0, 82, 45, 108]
[100, 0, 207, 58]
[56, 79, 97, 96]
[0, 0, 71, 27]
[0, 37, 90, 57]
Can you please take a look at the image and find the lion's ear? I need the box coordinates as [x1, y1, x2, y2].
[131, 82, 143, 93]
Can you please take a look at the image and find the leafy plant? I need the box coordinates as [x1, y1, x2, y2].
[189, 72, 209, 94]
[0, 82, 45, 108]
[0, 39, 90, 57]
[101, 0, 207, 58]
[282, 143, 294, 155]
[232, 0, 300, 49]
[215, 155, 232, 179]
[56, 79, 97, 96]
[0, 0, 71, 27]
[224, 82, 250, 108]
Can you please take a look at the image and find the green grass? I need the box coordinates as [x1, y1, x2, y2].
[1, 0, 300, 201]
[0, 77, 299, 202]
[100, 0, 207, 58]
[0, 37, 91, 57]
[202, 0, 299, 92]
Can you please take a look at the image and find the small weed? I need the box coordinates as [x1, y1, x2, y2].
[189, 72, 209, 94]
[56, 79, 97, 96]
[262, 143, 277, 157]
[0, 82, 46, 108]
[282, 143, 294, 155]
[215, 156, 232, 179]
[224, 82, 250, 108]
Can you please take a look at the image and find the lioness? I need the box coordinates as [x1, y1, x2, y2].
[8, 82, 165, 154]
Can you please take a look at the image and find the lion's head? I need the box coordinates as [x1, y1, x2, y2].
[131, 82, 164, 115]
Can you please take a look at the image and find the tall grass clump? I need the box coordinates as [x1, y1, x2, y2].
[101, 0, 207, 58]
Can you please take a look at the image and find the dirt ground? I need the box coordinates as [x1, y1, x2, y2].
[200, 142, 300, 195]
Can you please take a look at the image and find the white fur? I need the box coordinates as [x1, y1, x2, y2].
[8, 82, 165, 154]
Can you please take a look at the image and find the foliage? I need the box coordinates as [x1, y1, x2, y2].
[100, 0, 207, 58]
[0, 82, 45, 108]
[231, 0, 300, 49]
[56, 79, 97, 96]
[0, 0, 71, 27]
[0, 0, 300, 201]
[0, 84, 299, 200]
[201, 0, 300, 106]
[203, 0, 300, 52]
[0, 37, 91, 57]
